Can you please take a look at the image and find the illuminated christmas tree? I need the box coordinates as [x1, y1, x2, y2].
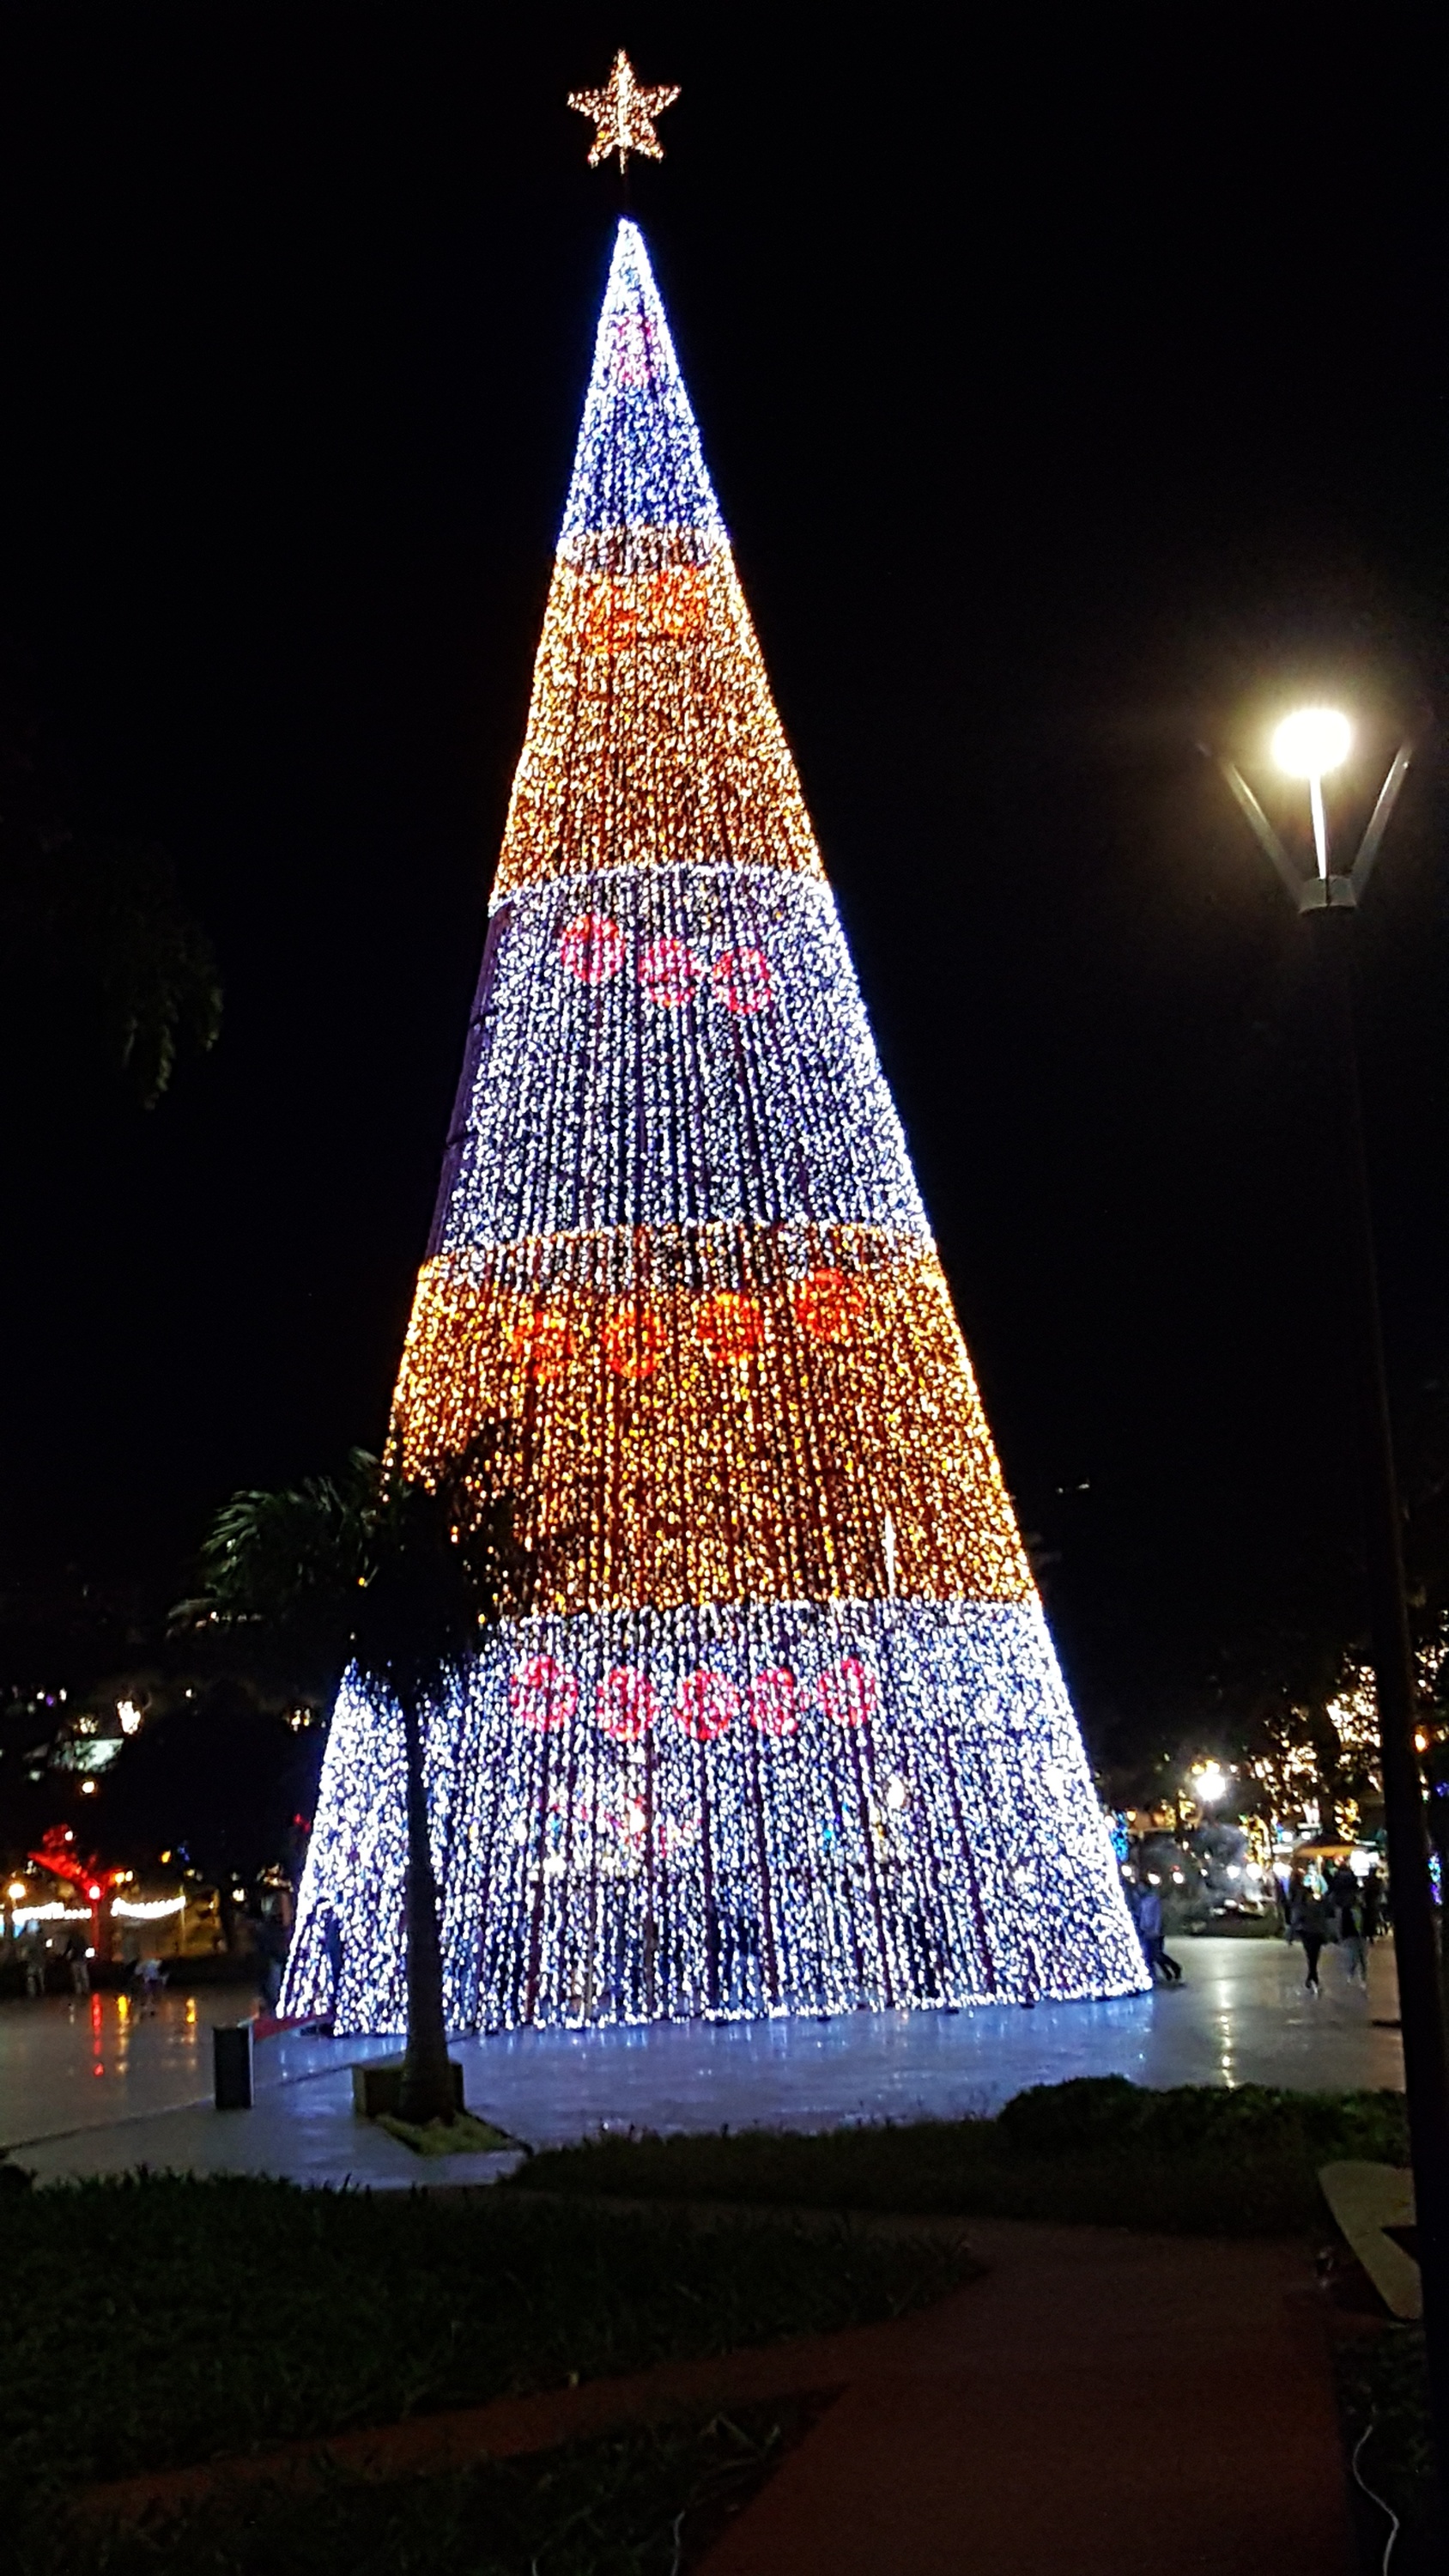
[283, 219, 1147, 2032]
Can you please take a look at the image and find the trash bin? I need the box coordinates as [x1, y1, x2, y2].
[213, 2021, 254, 2111]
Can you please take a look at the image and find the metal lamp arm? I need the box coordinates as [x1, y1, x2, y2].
[1349, 744, 1413, 903]
[1214, 756, 1304, 903]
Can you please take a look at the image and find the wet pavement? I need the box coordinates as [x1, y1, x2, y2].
[0, 1933, 1403, 2190]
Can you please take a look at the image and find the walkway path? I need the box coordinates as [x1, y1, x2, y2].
[80, 2212, 1354, 2573]
[3, 1935, 1403, 2189]
[697, 2216, 1353, 2573]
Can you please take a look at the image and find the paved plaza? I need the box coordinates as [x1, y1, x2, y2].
[0, 1935, 1403, 2191]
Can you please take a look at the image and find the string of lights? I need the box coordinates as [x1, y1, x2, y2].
[283, 217, 1147, 2032]
[433, 869, 927, 1247]
[391, 1236, 1030, 1614]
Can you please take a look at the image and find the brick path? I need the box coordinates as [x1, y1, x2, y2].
[697, 2217, 1353, 2573]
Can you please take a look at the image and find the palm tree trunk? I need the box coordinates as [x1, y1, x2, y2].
[397, 1694, 458, 2124]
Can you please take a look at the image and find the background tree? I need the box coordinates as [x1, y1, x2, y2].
[1, 642, 220, 1110]
[184, 1435, 524, 2125]
[100, 1679, 324, 1941]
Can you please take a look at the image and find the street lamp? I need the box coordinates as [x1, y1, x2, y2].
[1215, 710, 1449, 2530]
[1270, 706, 1352, 878]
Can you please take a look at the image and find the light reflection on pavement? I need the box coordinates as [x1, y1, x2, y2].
[1, 1935, 1404, 2193]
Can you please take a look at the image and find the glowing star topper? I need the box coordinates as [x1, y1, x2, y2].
[568, 52, 679, 170]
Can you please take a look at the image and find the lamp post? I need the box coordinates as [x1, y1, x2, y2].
[1216, 712, 1449, 2525]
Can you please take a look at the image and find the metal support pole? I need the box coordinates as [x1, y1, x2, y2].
[1309, 901, 1449, 2529]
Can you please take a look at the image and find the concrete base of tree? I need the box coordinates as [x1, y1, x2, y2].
[351, 2056, 464, 2120]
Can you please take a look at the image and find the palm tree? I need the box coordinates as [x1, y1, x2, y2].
[188, 1434, 521, 2126]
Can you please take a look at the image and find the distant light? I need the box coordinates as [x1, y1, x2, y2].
[118, 1700, 142, 1735]
[86, 1883, 102, 1902]
[6, 1880, 27, 1902]
[80, 1779, 98, 1795]
[1272, 706, 1350, 780]
[1194, 1764, 1228, 1806]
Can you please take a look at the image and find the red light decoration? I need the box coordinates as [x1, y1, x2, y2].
[695, 1290, 765, 1365]
[748, 1667, 799, 1736]
[510, 1656, 579, 1731]
[712, 947, 774, 1016]
[601, 1299, 664, 1380]
[509, 1309, 576, 1383]
[676, 1670, 738, 1741]
[559, 914, 624, 983]
[581, 580, 638, 655]
[650, 565, 708, 637]
[791, 1267, 864, 1345]
[639, 936, 706, 1007]
[596, 1667, 659, 1741]
[817, 1656, 878, 1728]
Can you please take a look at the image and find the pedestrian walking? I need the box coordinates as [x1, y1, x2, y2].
[1292, 1883, 1327, 1992]
[136, 1955, 166, 2014]
[1361, 1867, 1383, 1941]
[321, 1909, 344, 2012]
[1340, 1887, 1368, 1984]
[64, 1936, 90, 1996]
[254, 1911, 289, 2013]
[1136, 1882, 1183, 1985]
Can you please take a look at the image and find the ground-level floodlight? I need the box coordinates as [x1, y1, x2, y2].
[1214, 718, 1449, 2543]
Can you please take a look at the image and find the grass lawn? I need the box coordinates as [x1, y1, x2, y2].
[30, 2403, 826, 2576]
[0, 2172, 968, 2511]
[506, 2075, 1410, 2237]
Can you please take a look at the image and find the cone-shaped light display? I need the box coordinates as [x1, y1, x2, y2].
[284, 222, 1147, 2030]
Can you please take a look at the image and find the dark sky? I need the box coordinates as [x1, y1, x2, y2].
[2, 11, 1446, 1758]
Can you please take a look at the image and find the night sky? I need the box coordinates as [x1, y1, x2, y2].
[2, 13, 1446, 1763]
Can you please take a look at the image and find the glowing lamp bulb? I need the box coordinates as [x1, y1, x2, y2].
[6, 1880, 26, 1902]
[1194, 1764, 1228, 1806]
[1272, 707, 1350, 780]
